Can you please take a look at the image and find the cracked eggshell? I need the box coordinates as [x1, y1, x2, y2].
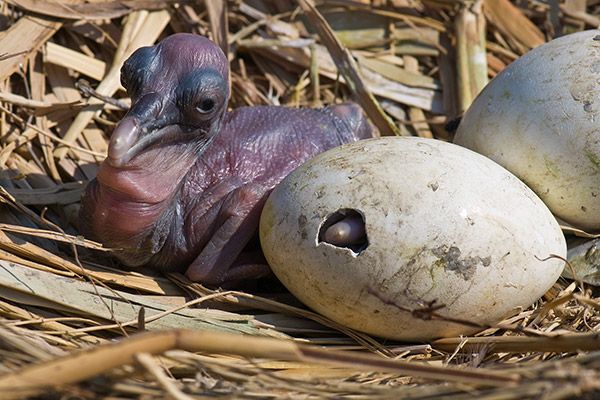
[454, 30, 600, 231]
[259, 137, 566, 341]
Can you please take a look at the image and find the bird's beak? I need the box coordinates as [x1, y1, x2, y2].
[108, 92, 181, 167]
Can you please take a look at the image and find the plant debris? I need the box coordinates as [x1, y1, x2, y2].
[0, 0, 600, 398]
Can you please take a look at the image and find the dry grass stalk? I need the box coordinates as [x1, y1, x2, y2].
[0, 328, 519, 399]
[403, 55, 433, 137]
[205, 0, 229, 57]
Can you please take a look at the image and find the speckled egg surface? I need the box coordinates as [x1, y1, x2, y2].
[260, 137, 566, 341]
[454, 30, 600, 231]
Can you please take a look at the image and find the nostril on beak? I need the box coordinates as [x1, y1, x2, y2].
[108, 117, 139, 166]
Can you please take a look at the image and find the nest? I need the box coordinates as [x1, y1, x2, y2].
[0, 0, 599, 398]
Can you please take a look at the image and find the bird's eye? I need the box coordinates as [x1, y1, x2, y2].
[196, 98, 215, 113]
[177, 69, 228, 126]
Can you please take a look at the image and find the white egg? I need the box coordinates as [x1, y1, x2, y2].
[454, 30, 600, 231]
[259, 137, 565, 341]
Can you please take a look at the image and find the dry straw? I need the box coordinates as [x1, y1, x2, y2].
[0, 0, 599, 398]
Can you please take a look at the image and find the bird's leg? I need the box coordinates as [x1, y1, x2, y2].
[185, 183, 270, 286]
[217, 249, 271, 288]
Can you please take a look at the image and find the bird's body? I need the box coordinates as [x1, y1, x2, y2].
[80, 33, 373, 285]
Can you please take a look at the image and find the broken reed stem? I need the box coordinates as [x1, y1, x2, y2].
[455, 0, 488, 112]
[205, 0, 229, 57]
[309, 41, 321, 107]
[135, 353, 193, 400]
[403, 55, 433, 138]
[45, 41, 107, 81]
[0, 329, 519, 399]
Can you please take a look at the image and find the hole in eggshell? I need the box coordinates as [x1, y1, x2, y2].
[318, 208, 369, 254]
